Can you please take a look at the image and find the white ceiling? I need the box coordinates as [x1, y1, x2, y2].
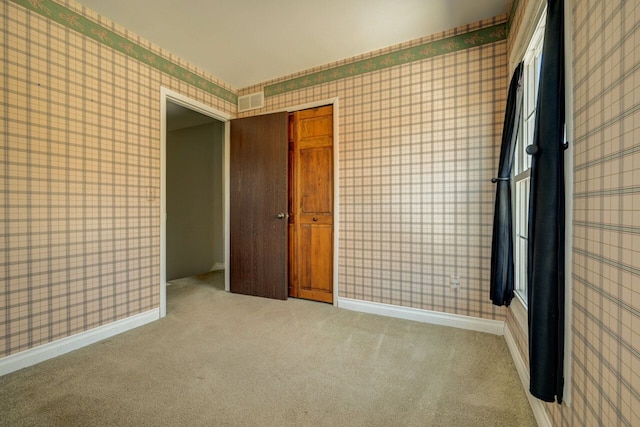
[76, 0, 510, 89]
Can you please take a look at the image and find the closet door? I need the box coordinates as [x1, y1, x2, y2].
[230, 113, 288, 300]
[290, 106, 333, 303]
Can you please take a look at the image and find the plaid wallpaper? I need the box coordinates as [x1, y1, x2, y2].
[5, 1, 637, 424]
[507, 0, 640, 425]
[240, 16, 509, 322]
[10, 4, 638, 425]
[0, 0, 236, 357]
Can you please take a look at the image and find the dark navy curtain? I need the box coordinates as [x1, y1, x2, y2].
[490, 62, 524, 307]
[527, 0, 565, 404]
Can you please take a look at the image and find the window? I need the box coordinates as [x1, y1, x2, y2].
[513, 10, 546, 307]
[510, 3, 573, 403]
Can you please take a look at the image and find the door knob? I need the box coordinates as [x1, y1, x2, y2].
[277, 213, 286, 219]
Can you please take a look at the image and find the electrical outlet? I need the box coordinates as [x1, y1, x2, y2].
[450, 275, 459, 289]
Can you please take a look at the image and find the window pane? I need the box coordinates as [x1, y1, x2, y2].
[514, 176, 530, 302]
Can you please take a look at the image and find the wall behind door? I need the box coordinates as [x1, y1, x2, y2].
[167, 122, 224, 280]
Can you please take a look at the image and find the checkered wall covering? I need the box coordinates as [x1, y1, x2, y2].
[0, 0, 236, 357]
[506, 0, 640, 425]
[4, 0, 638, 423]
[240, 16, 509, 322]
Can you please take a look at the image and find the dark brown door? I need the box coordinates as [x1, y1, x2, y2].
[230, 113, 288, 300]
[289, 106, 334, 303]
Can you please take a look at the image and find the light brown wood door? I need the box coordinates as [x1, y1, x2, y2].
[230, 113, 288, 300]
[289, 106, 333, 303]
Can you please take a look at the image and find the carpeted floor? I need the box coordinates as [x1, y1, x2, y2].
[0, 271, 535, 426]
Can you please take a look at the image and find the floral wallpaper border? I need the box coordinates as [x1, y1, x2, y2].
[10, 0, 237, 104]
[12, 0, 510, 104]
[264, 22, 507, 97]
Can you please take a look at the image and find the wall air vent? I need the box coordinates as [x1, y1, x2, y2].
[237, 92, 265, 112]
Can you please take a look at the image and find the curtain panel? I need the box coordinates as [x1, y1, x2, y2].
[526, 0, 566, 404]
[490, 62, 524, 307]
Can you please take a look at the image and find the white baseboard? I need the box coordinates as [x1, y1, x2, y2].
[210, 263, 225, 271]
[337, 297, 505, 335]
[504, 322, 552, 427]
[0, 309, 160, 377]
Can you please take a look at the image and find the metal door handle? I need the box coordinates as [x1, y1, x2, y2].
[277, 213, 286, 219]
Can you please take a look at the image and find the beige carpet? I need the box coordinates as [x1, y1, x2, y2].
[0, 271, 535, 426]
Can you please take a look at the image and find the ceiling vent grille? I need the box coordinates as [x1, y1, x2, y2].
[238, 92, 264, 112]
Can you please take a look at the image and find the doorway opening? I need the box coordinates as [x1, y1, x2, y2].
[160, 88, 232, 317]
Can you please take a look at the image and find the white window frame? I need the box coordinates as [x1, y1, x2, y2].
[513, 10, 546, 308]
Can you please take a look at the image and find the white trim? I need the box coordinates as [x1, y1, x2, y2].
[337, 297, 505, 335]
[160, 87, 232, 315]
[332, 100, 339, 307]
[504, 323, 553, 427]
[224, 120, 231, 292]
[268, 97, 340, 306]
[161, 88, 233, 122]
[508, 0, 546, 72]
[0, 309, 159, 377]
[160, 92, 167, 317]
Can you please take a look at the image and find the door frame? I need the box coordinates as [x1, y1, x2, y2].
[160, 87, 232, 317]
[269, 97, 339, 306]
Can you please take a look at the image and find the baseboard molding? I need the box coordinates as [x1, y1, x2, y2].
[0, 309, 160, 377]
[210, 263, 225, 271]
[504, 322, 552, 427]
[337, 297, 505, 335]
